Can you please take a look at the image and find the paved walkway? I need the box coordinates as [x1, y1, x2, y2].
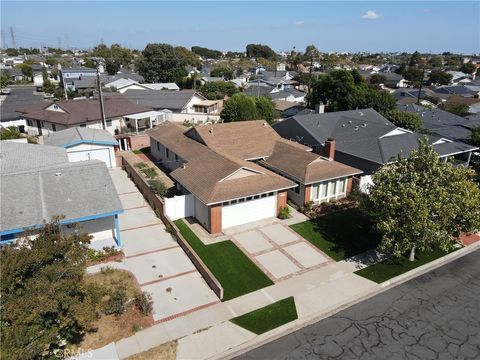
[87, 169, 218, 323]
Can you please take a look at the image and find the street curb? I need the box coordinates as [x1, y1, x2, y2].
[213, 242, 480, 360]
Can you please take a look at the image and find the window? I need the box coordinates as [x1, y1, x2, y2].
[165, 148, 170, 158]
[27, 119, 33, 126]
[293, 182, 300, 194]
[156, 141, 160, 151]
[254, 195, 260, 199]
[52, 124, 56, 132]
[106, 119, 112, 127]
[239, 198, 245, 203]
[175, 154, 179, 162]
[246, 196, 252, 201]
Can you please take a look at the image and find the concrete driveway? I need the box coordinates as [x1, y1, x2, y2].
[231, 223, 331, 282]
[107, 168, 219, 322]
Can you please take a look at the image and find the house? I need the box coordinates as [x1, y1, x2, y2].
[446, 71, 472, 85]
[434, 85, 480, 98]
[101, 68, 144, 83]
[147, 121, 360, 233]
[122, 89, 220, 124]
[200, 77, 225, 85]
[398, 103, 480, 142]
[363, 71, 408, 88]
[0, 141, 123, 249]
[5, 68, 25, 82]
[42, 127, 119, 168]
[273, 100, 305, 118]
[273, 108, 478, 191]
[244, 84, 305, 103]
[17, 96, 152, 136]
[104, 78, 180, 93]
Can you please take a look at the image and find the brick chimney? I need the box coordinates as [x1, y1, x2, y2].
[324, 138, 335, 160]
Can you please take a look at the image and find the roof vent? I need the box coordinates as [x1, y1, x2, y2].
[354, 126, 359, 131]
[348, 120, 353, 124]
[359, 111, 364, 116]
[181, 163, 186, 169]
[362, 123, 367, 127]
[209, 128, 214, 135]
[341, 124, 346, 127]
[55, 172, 62, 177]
[263, 122, 267, 126]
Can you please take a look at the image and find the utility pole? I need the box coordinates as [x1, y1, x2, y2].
[307, 55, 314, 108]
[417, 65, 426, 105]
[97, 67, 107, 130]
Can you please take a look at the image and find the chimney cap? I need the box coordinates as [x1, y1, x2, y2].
[326, 137, 335, 142]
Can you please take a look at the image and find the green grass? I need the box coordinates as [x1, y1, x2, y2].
[174, 219, 273, 301]
[354, 248, 457, 283]
[290, 208, 380, 261]
[231, 297, 298, 334]
[132, 147, 150, 155]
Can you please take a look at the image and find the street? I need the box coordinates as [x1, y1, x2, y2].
[238, 249, 480, 360]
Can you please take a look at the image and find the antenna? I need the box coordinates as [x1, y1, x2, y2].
[9, 26, 16, 49]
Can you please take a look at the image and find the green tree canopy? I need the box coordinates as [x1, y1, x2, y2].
[427, 70, 452, 85]
[137, 43, 188, 83]
[308, 69, 396, 113]
[369, 74, 388, 85]
[246, 44, 277, 60]
[220, 93, 259, 122]
[191, 46, 223, 59]
[210, 66, 234, 80]
[0, 126, 22, 140]
[460, 62, 477, 74]
[468, 125, 480, 147]
[200, 81, 238, 100]
[91, 43, 133, 75]
[368, 139, 480, 260]
[254, 96, 278, 124]
[383, 109, 422, 131]
[441, 102, 470, 117]
[16, 64, 33, 78]
[0, 219, 96, 359]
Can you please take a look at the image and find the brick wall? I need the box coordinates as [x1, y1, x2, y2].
[276, 190, 288, 214]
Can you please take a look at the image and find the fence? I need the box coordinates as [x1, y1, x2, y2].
[122, 153, 224, 299]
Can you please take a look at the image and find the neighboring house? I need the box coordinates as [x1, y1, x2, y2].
[147, 120, 360, 233]
[273, 100, 305, 118]
[393, 88, 441, 107]
[101, 68, 144, 83]
[446, 71, 472, 85]
[200, 77, 225, 85]
[398, 103, 480, 142]
[6, 68, 25, 81]
[42, 127, 119, 168]
[363, 71, 407, 88]
[273, 108, 478, 191]
[445, 95, 480, 114]
[104, 78, 180, 93]
[122, 89, 220, 124]
[434, 85, 480, 98]
[0, 85, 46, 123]
[0, 141, 123, 249]
[244, 84, 305, 103]
[17, 96, 152, 136]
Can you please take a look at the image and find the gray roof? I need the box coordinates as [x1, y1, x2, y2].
[270, 88, 305, 100]
[434, 86, 478, 97]
[244, 85, 274, 97]
[280, 108, 477, 165]
[102, 69, 144, 83]
[43, 127, 118, 148]
[1, 160, 122, 233]
[122, 89, 198, 110]
[0, 141, 68, 174]
[398, 103, 480, 141]
[0, 86, 46, 122]
[65, 77, 97, 89]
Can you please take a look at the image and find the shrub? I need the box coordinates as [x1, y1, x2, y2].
[278, 205, 291, 219]
[149, 179, 168, 197]
[304, 201, 314, 212]
[105, 287, 127, 316]
[86, 246, 121, 264]
[134, 291, 154, 316]
[142, 167, 157, 179]
[135, 162, 147, 169]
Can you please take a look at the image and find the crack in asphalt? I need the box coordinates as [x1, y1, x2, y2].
[238, 249, 480, 360]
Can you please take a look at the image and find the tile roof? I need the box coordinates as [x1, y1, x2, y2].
[261, 141, 362, 184]
[17, 96, 150, 125]
[42, 127, 117, 147]
[185, 120, 310, 160]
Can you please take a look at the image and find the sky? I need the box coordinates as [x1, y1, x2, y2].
[1, 1, 479, 54]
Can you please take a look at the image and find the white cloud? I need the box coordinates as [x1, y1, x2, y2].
[293, 20, 305, 26]
[362, 10, 382, 20]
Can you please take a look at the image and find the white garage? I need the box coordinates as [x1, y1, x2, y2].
[221, 194, 276, 229]
[42, 127, 118, 168]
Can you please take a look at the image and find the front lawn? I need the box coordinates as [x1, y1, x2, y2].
[174, 219, 273, 301]
[290, 208, 380, 261]
[354, 247, 457, 283]
[231, 297, 298, 334]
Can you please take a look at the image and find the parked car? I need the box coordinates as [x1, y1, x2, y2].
[1, 88, 11, 95]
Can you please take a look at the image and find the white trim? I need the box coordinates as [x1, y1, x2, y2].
[218, 167, 264, 182]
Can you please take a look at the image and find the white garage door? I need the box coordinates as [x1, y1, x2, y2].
[222, 195, 276, 229]
[67, 147, 113, 168]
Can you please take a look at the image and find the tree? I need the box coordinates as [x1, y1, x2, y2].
[0, 126, 22, 140]
[408, 51, 423, 67]
[427, 70, 452, 85]
[5, 48, 19, 56]
[221, 93, 258, 122]
[368, 139, 480, 260]
[210, 66, 234, 80]
[254, 96, 278, 124]
[43, 78, 56, 94]
[45, 57, 58, 66]
[17, 64, 33, 79]
[136, 43, 188, 83]
[382, 109, 422, 131]
[91, 43, 133, 75]
[175, 46, 201, 68]
[369, 74, 388, 85]
[468, 125, 480, 147]
[200, 81, 238, 100]
[403, 67, 424, 86]
[441, 102, 470, 117]
[1, 219, 97, 359]
[191, 46, 223, 59]
[246, 44, 277, 60]
[460, 62, 476, 74]
[1, 71, 11, 87]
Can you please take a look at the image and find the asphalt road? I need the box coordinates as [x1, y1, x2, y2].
[238, 249, 480, 360]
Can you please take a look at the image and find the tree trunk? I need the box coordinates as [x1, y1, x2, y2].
[409, 244, 416, 262]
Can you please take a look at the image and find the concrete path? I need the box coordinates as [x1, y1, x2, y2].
[88, 169, 218, 324]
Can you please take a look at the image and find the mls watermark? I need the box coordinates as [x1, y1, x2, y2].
[54, 348, 93, 359]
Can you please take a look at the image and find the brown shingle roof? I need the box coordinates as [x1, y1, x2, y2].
[261, 142, 362, 184]
[148, 122, 295, 204]
[17, 96, 151, 125]
[185, 120, 310, 160]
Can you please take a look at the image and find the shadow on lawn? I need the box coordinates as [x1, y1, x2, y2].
[310, 208, 381, 258]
